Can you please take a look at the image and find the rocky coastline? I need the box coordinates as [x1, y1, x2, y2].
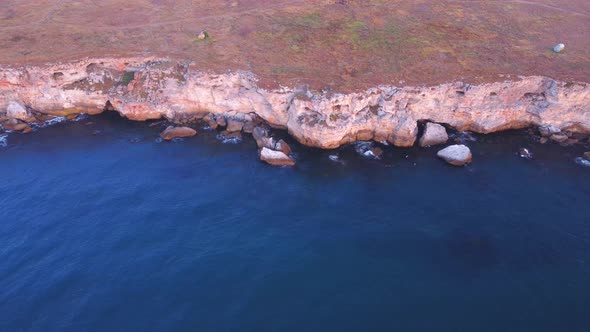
[1, 57, 589, 166]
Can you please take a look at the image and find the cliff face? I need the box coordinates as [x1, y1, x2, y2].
[1, 58, 589, 148]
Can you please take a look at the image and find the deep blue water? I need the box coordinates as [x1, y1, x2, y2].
[1, 113, 590, 332]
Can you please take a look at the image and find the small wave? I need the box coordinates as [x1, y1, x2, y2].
[574, 157, 590, 167]
[0, 135, 7, 148]
[72, 114, 89, 122]
[216, 133, 242, 144]
[40, 117, 67, 127]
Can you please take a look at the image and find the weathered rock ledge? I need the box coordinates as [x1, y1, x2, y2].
[1, 57, 589, 149]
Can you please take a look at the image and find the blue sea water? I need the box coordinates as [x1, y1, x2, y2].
[1, 113, 589, 332]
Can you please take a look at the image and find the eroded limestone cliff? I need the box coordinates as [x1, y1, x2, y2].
[1, 58, 589, 149]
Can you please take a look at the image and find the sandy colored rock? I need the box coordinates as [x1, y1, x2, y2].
[259, 147, 295, 166]
[0, 58, 589, 150]
[242, 121, 255, 134]
[419, 123, 449, 147]
[437, 145, 473, 166]
[2, 119, 29, 131]
[226, 119, 244, 132]
[6, 101, 35, 123]
[550, 133, 569, 143]
[274, 139, 292, 155]
[160, 126, 197, 141]
[539, 126, 561, 137]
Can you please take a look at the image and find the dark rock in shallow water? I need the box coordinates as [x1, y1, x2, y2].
[437, 144, 472, 166]
[584, 152, 590, 161]
[160, 126, 197, 141]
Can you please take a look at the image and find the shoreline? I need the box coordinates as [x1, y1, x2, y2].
[1, 57, 589, 165]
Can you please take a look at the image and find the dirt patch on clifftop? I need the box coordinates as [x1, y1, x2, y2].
[1, 0, 589, 91]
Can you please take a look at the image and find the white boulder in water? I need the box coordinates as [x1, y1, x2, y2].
[437, 144, 473, 166]
[553, 43, 565, 53]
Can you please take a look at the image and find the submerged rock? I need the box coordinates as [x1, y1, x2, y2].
[583, 152, 590, 161]
[160, 126, 197, 141]
[259, 147, 295, 166]
[437, 145, 472, 166]
[217, 130, 242, 143]
[453, 131, 477, 144]
[354, 141, 383, 160]
[419, 122, 448, 147]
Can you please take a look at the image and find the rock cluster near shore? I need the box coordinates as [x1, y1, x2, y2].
[1, 57, 589, 165]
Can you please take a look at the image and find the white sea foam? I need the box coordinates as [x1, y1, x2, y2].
[574, 157, 590, 167]
[41, 116, 67, 127]
[0, 135, 7, 148]
[216, 133, 242, 144]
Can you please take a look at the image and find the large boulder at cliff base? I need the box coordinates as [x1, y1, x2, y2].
[419, 122, 449, 147]
[437, 145, 473, 166]
[259, 147, 295, 166]
[2, 118, 29, 132]
[160, 126, 197, 140]
[6, 101, 35, 123]
[226, 119, 244, 132]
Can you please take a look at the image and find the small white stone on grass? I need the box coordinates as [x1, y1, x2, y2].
[553, 43, 565, 53]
